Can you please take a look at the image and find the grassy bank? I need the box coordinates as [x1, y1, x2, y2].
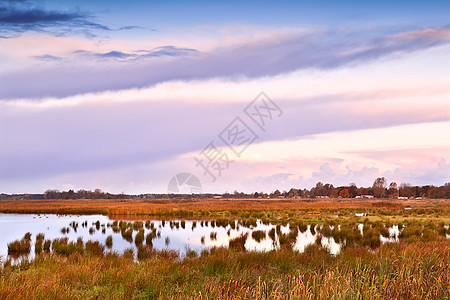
[1, 240, 449, 299]
[0, 198, 449, 221]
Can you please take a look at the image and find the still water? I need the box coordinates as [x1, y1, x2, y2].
[0, 213, 402, 262]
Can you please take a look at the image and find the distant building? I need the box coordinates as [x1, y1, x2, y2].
[361, 195, 374, 199]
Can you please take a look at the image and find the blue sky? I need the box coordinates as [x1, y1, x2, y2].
[42, 0, 450, 26]
[0, 0, 449, 194]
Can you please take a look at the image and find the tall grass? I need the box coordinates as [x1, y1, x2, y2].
[1, 203, 449, 299]
[7, 233, 32, 256]
[229, 233, 248, 251]
[135, 229, 145, 245]
[34, 233, 45, 254]
[0, 240, 448, 299]
[105, 235, 113, 249]
[251, 230, 266, 242]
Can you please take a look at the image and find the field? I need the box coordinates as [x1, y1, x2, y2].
[0, 198, 449, 299]
[0, 197, 449, 215]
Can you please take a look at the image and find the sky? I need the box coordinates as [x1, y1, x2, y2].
[0, 0, 449, 194]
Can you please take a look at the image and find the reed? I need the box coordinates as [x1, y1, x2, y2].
[105, 235, 113, 249]
[251, 230, 266, 242]
[7, 233, 32, 256]
[51, 237, 84, 256]
[229, 233, 248, 251]
[121, 227, 133, 243]
[1, 200, 449, 299]
[34, 233, 45, 254]
[134, 229, 145, 245]
[1, 240, 448, 299]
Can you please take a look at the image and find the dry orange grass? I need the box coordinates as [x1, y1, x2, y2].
[1, 240, 449, 299]
[0, 198, 448, 216]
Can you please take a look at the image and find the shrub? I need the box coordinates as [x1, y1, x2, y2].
[268, 228, 276, 241]
[35, 233, 45, 254]
[52, 238, 84, 256]
[85, 240, 104, 257]
[229, 233, 248, 251]
[105, 235, 113, 248]
[135, 229, 145, 245]
[7, 238, 31, 256]
[252, 230, 266, 242]
[43, 240, 51, 252]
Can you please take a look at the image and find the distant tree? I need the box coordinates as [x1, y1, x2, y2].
[348, 183, 358, 198]
[94, 189, 104, 199]
[313, 182, 325, 196]
[359, 187, 368, 196]
[301, 189, 308, 198]
[323, 183, 334, 196]
[387, 182, 398, 198]
[412, 186, 420, 198]
[399, 183, 413, 198]
[442, 183, 450, 198]
[76, 189, 88, 199]
[330, 187, 339, 198]
[273, 189, 281, 197]
[339, 188, 350, 198]
[64, 189, 75, 199]
[44, 189, 60, 199]
[427, 186, 437, 199]
[287, 188, 298, 198]
[372, 177, 387, 198]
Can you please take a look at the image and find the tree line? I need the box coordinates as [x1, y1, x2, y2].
[0, 178, 449, 200]
[262, 179, 450, 199]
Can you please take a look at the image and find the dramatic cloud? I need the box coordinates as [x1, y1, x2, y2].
[0, 72, 448, 192]
[0, 0, 140, 38]
[1, 2, 449, 194]
[1, 26, 450, 100]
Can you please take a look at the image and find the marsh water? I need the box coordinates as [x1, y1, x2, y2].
[0, 213, 409, 262]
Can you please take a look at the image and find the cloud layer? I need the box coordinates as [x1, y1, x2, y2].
[1, 26, 450, 100]
[0, 0, 139, 38]
[1, 2, 449, 193]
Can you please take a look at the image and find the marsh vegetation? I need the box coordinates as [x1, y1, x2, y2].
[0, 200, 449, 299]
